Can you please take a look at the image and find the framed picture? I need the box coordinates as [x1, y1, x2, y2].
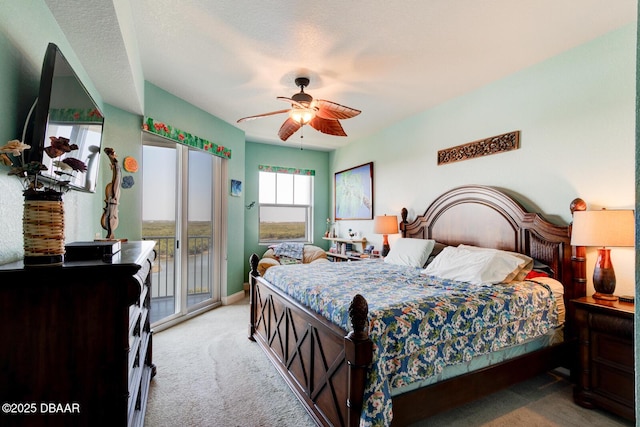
[334, 162, 373, 220]
[230, 179, 242, 197]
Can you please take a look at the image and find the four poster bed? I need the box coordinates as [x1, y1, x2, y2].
[248, 185, 587, 427]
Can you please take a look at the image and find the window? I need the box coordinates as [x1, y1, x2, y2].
[259, 170, 313, 243]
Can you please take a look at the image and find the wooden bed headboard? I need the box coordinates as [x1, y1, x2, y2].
[399, 185, 586, 304]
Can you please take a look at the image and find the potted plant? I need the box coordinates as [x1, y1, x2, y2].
[1, 137, 87, 265]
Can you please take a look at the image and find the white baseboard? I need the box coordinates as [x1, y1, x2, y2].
[223, 290, 246, 305]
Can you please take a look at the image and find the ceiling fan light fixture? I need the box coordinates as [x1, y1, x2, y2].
[237, 77, 361, 141]
[290, 107, 315, 125]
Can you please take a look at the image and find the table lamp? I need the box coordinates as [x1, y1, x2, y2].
[374, 215, 399, 257]
[570, 209, 634, 301]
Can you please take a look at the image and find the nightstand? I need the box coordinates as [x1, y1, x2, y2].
[572, 296, 635, 421]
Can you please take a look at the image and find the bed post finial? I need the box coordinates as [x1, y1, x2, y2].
[570, 198, 587, 302]
[570, 198, 587, 216]
[248, 253, 260, 340]
[400, 207, 408, 237]
[348, 294, 369, 340]
[345, 294, 373, 427]
[249, 253, 260, 280]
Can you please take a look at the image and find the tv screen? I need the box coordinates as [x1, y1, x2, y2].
[27, 43, 104, 193]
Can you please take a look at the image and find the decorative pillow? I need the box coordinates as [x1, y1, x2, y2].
[302, 245, 328, 263]
[423, 242, 447, 268]
[257, 257, 280, 277]
[525, 259, 555, 279]
[384, 238, 436, 268]
[422, 246, 529, 285]
[274, 242, 305, 260]
[262, 248, 278, 260]
[525, 270, 548, 279]
[278, 256, 301, 265]
[457, 245, 533, 281]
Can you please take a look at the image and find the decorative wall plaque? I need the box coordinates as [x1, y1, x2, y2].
[437, 130, 520, 165]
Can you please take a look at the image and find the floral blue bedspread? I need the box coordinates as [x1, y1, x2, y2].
[263, 260, 560, 427]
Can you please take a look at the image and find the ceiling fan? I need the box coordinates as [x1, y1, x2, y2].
[237, 77, 361, 141]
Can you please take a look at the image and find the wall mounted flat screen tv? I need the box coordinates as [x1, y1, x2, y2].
[27, 43, 104, 193]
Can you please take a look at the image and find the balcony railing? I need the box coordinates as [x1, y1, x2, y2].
[143, 235, 213, 322]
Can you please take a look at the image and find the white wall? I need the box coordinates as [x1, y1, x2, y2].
[331, 24, 636, 296]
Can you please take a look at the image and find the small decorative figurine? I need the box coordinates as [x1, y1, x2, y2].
[101, 147, 121, 240]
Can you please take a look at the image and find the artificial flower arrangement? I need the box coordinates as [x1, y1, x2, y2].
[0, 137, 87, 195]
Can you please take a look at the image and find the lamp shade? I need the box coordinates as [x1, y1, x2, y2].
[374, 215, 399, 235]
[570, 209, 634, 247]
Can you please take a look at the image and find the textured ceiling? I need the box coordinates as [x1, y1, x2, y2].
[45, 0, 636, 151]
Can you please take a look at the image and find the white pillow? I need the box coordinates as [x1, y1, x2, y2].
[384, 238, 436, 268]
[458, 245, 533, 281]
[421, 246, 527, 285]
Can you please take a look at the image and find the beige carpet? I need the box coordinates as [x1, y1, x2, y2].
[144, 297, 633, 427]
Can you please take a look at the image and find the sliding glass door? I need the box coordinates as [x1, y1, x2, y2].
[142, 134, 223, 327]
[185, 149, 217, 311]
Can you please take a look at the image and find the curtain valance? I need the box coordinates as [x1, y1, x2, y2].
[142, 116, 231, 159]
[258, 164, 315, 176]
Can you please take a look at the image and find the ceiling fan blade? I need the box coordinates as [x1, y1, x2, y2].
[277, 96, 307, 109]
[315, 100, 361, 120]
[278, 117, 302, 141]
[237, 109, 290, 123]
[309, 116, 347, 137]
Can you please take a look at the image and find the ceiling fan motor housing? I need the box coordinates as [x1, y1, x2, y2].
[292, 91, 313, 106]
[292, 77, 313, 106]
[295, 77, 310, 88]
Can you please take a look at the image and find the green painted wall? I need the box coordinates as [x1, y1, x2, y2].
[95, 104, 144, 241]
[244, 141, 330, 278]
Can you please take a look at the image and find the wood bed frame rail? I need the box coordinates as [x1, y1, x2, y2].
[248, 185, 587, 426]
[248, 253, 373, 427]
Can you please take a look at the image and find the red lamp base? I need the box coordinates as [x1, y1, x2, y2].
[592, 248, 618, 301]
[381, 234, 390, 257]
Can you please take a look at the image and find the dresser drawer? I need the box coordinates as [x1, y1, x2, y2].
[592, 361, 635, 406]
[592, 331, 633, 369]
[133, 257, 152, 287]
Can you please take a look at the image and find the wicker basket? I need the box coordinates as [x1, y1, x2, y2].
[23, 192, 65, 266]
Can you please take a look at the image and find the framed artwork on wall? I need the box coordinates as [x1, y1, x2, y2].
[334, 162, 373, 220]
[230, 179, 242, 197]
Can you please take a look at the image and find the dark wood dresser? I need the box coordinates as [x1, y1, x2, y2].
[572, 296, 635, 421]
[0, 241, 156, 427]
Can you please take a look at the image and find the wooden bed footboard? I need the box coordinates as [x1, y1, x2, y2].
[248, 253, 372, 427]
